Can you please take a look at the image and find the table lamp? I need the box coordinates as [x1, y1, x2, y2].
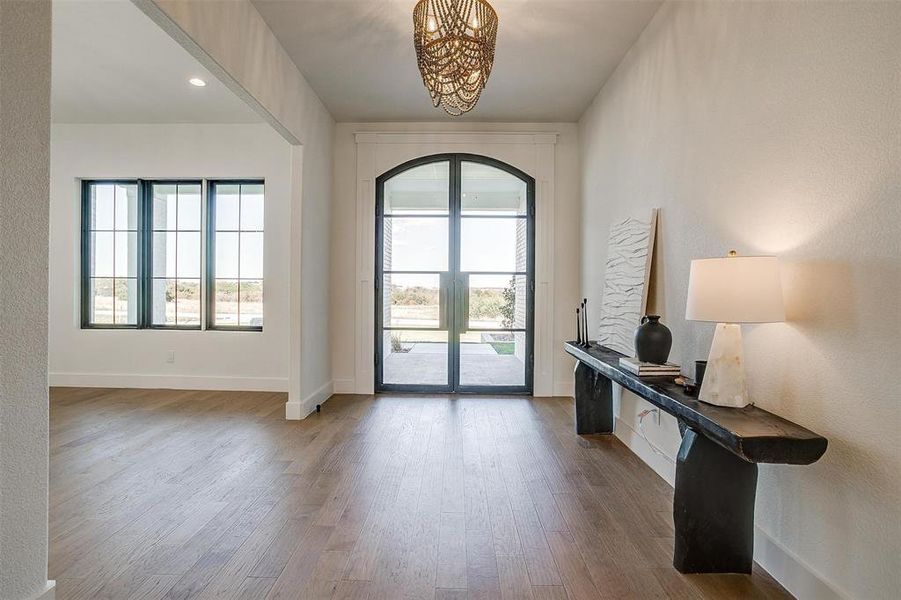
[685, 251, 785, 407]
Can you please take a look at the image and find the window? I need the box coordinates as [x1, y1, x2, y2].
[82, 181, 140, 327]
[149, 182, 203, 328]
[208, 182, 264, 330]
[80, 179, 264, 330]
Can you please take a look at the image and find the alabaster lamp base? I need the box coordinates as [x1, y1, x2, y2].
[698, 323, 750, 408]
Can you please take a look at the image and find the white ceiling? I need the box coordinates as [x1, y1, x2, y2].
[52, 0, 261, 124]
[252, 0, 662, 122]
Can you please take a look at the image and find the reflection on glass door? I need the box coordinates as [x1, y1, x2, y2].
[378, 161, 452, 389]
[458, 161, 531, 389]
[376, 155, 534, 393]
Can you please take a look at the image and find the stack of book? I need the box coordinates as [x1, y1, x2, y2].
[618, 357, 681, 377]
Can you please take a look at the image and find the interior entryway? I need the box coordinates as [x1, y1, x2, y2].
[47, 388, 790, 599]
[375, 154, 534, 393]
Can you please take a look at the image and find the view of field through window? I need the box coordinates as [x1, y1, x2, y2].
[211, 182, 264, 328]
[151, 182, 202, 326]
[83, 180, 264, 329]
[87, 182, 139, 325]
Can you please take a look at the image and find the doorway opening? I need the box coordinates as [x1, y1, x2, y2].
[375, 154, 534, 393]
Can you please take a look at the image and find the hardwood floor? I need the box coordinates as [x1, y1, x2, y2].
[49, 388, 790, 599]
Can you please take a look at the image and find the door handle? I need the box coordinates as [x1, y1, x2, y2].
[439, 272, 449, 331]
[460, 274, 470, 332]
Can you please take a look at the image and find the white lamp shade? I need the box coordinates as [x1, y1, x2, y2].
[685, 255, 785, 323]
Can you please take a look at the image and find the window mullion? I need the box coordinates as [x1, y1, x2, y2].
[200, 179, 207, 331]
[139, 179, 148, 328]
[81, 182, 90, 328]
[112, 183, 117, 324]
[174, 183, 179, 326]
[237, 183, 242, 326]
[206, 182, 215, 330]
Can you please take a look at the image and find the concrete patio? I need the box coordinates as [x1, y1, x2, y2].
[383, 342, 525, 386]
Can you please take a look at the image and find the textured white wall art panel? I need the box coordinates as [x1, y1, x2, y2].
[596, 209, 657, 355]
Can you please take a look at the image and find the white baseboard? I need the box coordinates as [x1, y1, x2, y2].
[332, 378, 355, 394]
[613, 416, 676, 486]
[612, 416, 844, 599]
[26, 581, 55, 600]
[754, 527, 848, 599]
[49, 372, 288, 392]
[286, 380, 333, 420]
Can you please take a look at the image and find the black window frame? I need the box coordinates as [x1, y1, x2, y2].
[144, 179, 205, 331]
[206, 180, 265, 332]
[81, 179, 143, 329]
[80, 178, 265, 331]
[373, 154, 535, 395]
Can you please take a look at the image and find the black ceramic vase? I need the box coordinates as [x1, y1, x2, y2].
[634, 315, 672, 364]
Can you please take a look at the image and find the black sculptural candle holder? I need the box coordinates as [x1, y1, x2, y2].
[581, 298, 590, 348]
[576, 308, 583, 345]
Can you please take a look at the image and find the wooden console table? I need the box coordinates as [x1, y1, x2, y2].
[564, 341, 827, 575]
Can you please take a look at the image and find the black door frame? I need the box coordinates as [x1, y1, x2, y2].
[374, 153, 535, 394]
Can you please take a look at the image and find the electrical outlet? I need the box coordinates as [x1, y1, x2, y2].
[166, 351, 175, 364]
[641, 407, 661, 426]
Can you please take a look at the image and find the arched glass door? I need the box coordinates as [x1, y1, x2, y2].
[375, 154, 534, 393]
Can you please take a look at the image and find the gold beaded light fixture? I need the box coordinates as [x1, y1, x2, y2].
[413, 0, 498, 116]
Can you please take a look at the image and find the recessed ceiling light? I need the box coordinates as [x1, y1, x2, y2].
[188, 77, 207, 87]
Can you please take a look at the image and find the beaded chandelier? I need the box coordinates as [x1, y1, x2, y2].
[413, 0, 498, 116]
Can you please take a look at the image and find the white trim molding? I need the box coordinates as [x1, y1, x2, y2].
[24, 581, 55, 600]
[754, 527, 848, 600]
[288, 145, 305, 413]
[553, 379, 575, 398]
[333, 378, 356, 394]
[286, 379, 333, 420]
[49, 372, 288, 392]
[354, 131, 559, 146]
[352, 130, 559, 395]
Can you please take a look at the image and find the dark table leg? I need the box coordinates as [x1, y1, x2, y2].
[673, 427, 758, 574]
[574, 361, 614, 435]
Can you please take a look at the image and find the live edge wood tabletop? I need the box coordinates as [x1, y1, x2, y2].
[563, 341, 828, 576]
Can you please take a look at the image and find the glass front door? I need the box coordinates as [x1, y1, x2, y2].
[376, 154, 534, 393]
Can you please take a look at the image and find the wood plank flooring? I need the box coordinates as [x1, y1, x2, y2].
[49, 388, 790, 599]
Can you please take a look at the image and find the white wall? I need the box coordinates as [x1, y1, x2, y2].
[295, 117, 333, 412]
[49, 123, 292, 391]
[331, 122, 581, 396]
[0, 1, 55, 598]
[133, 0, 336, 417]
[579, 2, 901, 598]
